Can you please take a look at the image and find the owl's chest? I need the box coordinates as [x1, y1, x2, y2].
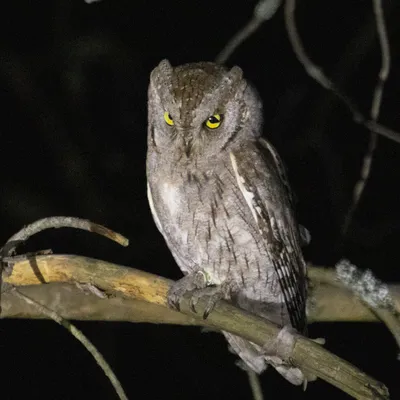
[155, 174, 225, 235]
[151, 168, 270, 279]
[158, 182, 183, 219]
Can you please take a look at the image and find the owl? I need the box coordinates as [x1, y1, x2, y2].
[146, 59, 308, 385]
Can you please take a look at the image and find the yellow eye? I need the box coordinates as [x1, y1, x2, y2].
[164, 111, 174, 126]
[205, 114, 223, 129]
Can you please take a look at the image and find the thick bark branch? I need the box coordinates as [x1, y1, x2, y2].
[2, 254, 390, 399]
[1, 282, 198, 325]
[3, 277, 398, 323]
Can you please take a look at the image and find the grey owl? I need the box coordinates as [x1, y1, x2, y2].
[146, 60, 308, 385]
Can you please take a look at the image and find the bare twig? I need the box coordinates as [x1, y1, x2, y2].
[0, 216, 128, 311]
[247, 370, 264, 400]
[283, 0, 400, 144]
[3, 254, 390, 399]
[309, 260, 400, 359]
[216, 18, 262, 65]
[0, 218, 129, 400]
[342, 0, 391, 235]
[216, 0, 282, 64]
[11, 287, 128, 400]
[336, 260, 400, 355]
[2, 216, 129, 257]
[0, 216, 126, 278]
[1, 249, 52, 264]
[370, 0, 391, 121]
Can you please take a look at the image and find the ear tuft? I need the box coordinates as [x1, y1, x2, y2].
[150, 59, 173, 88]
[157, 59, 172, 72]
[229, 66, 243, 82]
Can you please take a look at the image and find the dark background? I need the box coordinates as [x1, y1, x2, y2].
[1, 0, 400, 398]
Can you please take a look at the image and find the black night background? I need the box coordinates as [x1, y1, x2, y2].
[1, 0, 400, 399]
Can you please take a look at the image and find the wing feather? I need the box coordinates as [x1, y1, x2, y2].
[229, 140, 307, 333]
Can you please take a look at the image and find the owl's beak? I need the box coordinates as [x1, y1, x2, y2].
[183, 136, 193, 158]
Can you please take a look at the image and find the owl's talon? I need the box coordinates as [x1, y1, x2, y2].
[173, 300, 181, 312]
[203, 296, 219, 319]
[167, 295, 180, 311]
[190, 284, 231, 319]
[203, 306, 212, 320]
[189, 298, 197, 313]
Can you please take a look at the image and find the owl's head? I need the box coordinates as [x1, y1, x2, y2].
[148, 59, 263, 160]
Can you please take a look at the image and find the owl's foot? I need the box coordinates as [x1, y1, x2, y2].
[263, 325, 299, 360]
[167, 271, 208, 312]
[168, 272, 232, 319]
[263, 326, 322, 386]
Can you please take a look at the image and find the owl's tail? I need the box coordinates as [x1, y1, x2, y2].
[222, 331, 305, 386]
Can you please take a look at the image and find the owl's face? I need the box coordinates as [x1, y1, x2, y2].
[148, 60, 263, 161]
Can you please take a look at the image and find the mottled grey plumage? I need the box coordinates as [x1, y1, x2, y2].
[146, 60, 308, 384]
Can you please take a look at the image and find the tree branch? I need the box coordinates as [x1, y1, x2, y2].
[3, 267, 399, 324]
[215, 0, 282, 64]
[342, 0, 391, 235]
[284, 0, 400, 144]
[2, 254, 390, 399]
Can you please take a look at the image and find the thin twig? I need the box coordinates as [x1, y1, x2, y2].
[3, 216, 129, 256]
[216, 0, 282, 64]
[1, 249, 52, 264]
[0, 217, 128, 311]
[310, 261, 400, 356]
[283, 0, 400, 144]
[370, 0, 391, 119]
[336, 260, 400, 355]
[342, 0, 391, 235]
[216, 19, 263, 64]
[247, 370, 264, 400]
[11, 287, 128, 400]
[0, 218, 129, 398]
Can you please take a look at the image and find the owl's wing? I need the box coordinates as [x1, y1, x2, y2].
[229, 138, 307, 333]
